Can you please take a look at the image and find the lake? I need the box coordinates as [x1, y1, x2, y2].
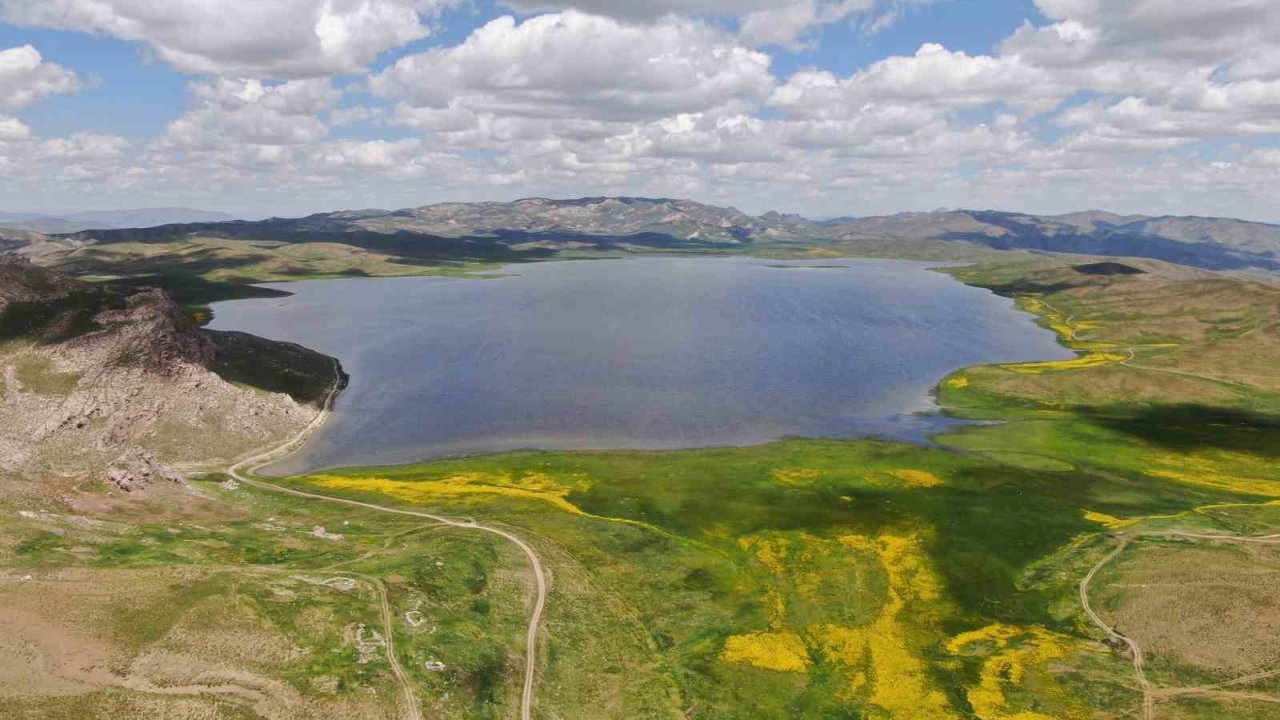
[208, 257, 1073, 475]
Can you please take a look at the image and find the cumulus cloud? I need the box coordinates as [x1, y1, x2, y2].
[500, 0, 932, 47]
[372, 12, 774, 123]
[0, 116, 32, 142]
[160, 78, 341, 151]
[500, 0, 811, 21]
[0, 127, 128, 202]
[1028, 0, 1280, 67]
[997, 0, 1280, 146]
[4, 1, 1280, 221]
[1, 0, 459, 78]
[771, 43, 1070, 118]
[0, 45, 82, 112]
[738, 0, 874, 48]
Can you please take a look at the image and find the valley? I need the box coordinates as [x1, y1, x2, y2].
[5, 0, 1279, 716]
[4, 241, 1280, 719]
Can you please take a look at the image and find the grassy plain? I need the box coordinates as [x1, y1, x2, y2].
[0, 475, 535, 719]
[5, 253, 1280, 718]
[41, 237, 510, 324]
[291, 256, 1280, 719]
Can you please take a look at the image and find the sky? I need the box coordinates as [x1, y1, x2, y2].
[0, 0, 1278, 222]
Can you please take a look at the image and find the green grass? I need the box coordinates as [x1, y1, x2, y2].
[12, 353, 82, 396]
[275, 256, 1280, 718]
[8, 253, 1280, 718]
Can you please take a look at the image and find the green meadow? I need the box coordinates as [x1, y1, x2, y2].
[6, 255, 1280, 719]
[287, 257, 1280, 719]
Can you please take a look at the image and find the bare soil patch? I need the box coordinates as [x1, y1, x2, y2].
[1097, 541, 1280, 677]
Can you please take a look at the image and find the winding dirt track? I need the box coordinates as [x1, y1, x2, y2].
[227, 363, 547, 720]
[1033, 299, 1280, 717]
[1079, 530, 1280, 720]
[1079, 536, 1154, 720]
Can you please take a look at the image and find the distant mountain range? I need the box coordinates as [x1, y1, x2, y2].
[6, 197, 1280, 271]
[0, 208, 237, 234]
[62, 197, 812, 252]
[820, 209, 1280, 271]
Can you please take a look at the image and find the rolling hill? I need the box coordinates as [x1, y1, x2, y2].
[5, 197, 1280, 272]
[821, 209, 1280, 271]
[0, 207, 237, 234]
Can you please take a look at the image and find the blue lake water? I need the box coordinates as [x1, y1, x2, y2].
[208, 257, 1072, 475]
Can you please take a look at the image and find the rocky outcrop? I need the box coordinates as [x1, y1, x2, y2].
[79, 287, 215, 372]
[0, 259, 344, 484]
[106, 450, 184, 492]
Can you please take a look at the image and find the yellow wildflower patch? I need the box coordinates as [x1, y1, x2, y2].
[949, 624, 1084, 720]
[1001, 351, 1126, 374]
[739, 535, 790, 575]
[728, 531, 960, 715]
[1082, 510, 1137, 530]
[1144, 450, 1280, 497]
[1071, 341, 1122, 351]
[309, 472, 588, 515]
[773, 467, 823, 486]
[946, 623, 1023, 654]
[1018, 297, 1078, 342]
[721, 632, 811, 673]
[763, 588, 787, 628]
[1049, 322, 1075, 339]
[945, 375, 970, 389]
[1146, 468, 1280, 497]
[807, 534, 956, 718]
[836, 534, 879, 553]
[886, 469, 943, 488]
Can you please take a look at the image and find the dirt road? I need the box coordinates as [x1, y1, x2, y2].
[228, 363, 547, 720]
[1079, 529, 1280, 720]
[1079, 535, 1154, 720]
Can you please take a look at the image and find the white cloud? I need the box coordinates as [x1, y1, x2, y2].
[739, 1, 871, 49]
[329, 105, 385, 127]
[3, 0, 1280, 222]
[501, 0, 933, 47]
[1030, 0, 1280, 67]
[0, 116, 32, 142]
[161, 78, 341, 151]
[998, 0, 1280, 146]
[0, 45, 82, 112]
[500, 0, 807, 21]
[373, 12, 774, 124]
[1, 0, 459, 78]
[771, 44, 1068, 117]
[0, 128, 129, 203]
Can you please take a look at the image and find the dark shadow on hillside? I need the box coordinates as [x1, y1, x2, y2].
[67, 219, 748, 262]
[1074, 261, 1143, 276]
[1081, 404, 1280, 458]
[0, 261, 125, 344]
[969, 279, 1081, 297]
[205, 329, 348, 407]
[945, 221, 1280, 271]
[61, 249, 274, 280]
[0, 292, 121, 344]
[106, 274, 291, 308]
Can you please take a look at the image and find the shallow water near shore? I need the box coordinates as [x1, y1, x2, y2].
[209, 257, 1072, 475]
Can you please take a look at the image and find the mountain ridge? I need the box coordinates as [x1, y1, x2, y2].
[0, 257, 344, 480]
[5, 197, 1278, 271]
[0, 207, 237, 234]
